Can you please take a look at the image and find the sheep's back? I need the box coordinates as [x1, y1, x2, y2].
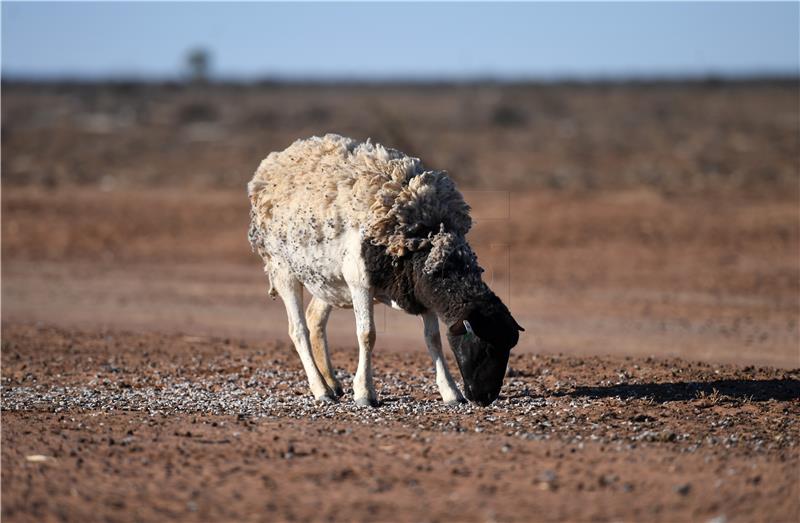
[247, 133, 472, 263]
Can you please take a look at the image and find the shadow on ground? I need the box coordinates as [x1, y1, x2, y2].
[563, 379, 800, 403]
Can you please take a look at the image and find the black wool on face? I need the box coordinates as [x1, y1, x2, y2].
[440, 291, 521, 406]
[458, 296, 522, 350]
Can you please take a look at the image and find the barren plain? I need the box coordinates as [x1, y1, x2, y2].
[2, 82, 798, 522]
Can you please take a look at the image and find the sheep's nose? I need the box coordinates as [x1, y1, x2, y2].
[463, 380, 501, 406]
[471, 389, 499, 407]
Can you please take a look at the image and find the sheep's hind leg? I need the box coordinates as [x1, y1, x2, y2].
[422, 311, 465, 405]
[350, 286, 378, 407]
[272, 274, 336, 403]
[306, 296, 343, 398]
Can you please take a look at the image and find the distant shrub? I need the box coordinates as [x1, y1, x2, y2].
[177, 102, 218, 124]
[491, 104, 527, 127]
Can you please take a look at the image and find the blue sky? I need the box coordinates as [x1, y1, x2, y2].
[2, 2, 798, 80]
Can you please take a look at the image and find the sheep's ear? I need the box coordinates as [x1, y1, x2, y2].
[514, 319, 525, 332]
[467, 308, 521, 348]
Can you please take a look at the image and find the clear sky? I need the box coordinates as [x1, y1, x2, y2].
[2, 2, 798, 80]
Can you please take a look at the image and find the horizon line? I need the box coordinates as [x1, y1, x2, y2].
[3, 71, 799, 86]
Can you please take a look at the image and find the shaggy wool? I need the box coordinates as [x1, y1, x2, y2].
[248, 134, 474, 274]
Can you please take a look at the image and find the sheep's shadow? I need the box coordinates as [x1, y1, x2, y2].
[560, 378, 800, 403]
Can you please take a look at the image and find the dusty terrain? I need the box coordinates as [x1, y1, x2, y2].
[3, 187, 797, 367]
[2, 82, 799, 522]
[2, 324, 799, 522]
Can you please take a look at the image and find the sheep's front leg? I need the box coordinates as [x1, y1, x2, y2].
[422, 311, 465, 405]
[273, 275, 336, 402]
[350, 286, 378, 407]
[306, 296, 343, 398]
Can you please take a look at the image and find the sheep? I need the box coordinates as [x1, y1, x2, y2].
[248, 134, 523, 406]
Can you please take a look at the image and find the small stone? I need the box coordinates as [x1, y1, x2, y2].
[674, 483, 692, 496]
[25, 455, 52, 463]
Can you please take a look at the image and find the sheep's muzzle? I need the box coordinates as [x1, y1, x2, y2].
[447, 332, 510, 407]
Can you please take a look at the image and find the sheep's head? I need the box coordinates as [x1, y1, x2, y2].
[409, 227, 523, 406]
[445, 296, 524, 406]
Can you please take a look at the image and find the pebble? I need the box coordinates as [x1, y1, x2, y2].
[674, 483, 692, 496]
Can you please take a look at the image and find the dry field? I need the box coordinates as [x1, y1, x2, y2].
[2, 82, 799, 522]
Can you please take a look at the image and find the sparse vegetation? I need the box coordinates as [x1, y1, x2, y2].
[3, 81, 796, 196]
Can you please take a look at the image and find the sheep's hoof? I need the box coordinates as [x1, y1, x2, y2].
[354, 397, 379, 408]
[315, 393, 337, 404]
[444, 397, 467, 406]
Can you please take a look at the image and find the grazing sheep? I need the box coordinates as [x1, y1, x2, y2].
[248, 134, 523, 406]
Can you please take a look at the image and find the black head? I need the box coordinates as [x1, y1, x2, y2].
[445, 299, 524, 406]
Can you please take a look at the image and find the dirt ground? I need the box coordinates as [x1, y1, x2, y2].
[2, 82, 799, 522]
[2, 324, 799, 522]
[3, 187, 797, 368]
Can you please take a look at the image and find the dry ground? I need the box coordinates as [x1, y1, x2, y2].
[2, 82, 799, 522]
[3, 188, 797, 367]
[2, 324, 798, 522]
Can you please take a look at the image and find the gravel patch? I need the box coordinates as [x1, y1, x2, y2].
[4, 364, 797, 455]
